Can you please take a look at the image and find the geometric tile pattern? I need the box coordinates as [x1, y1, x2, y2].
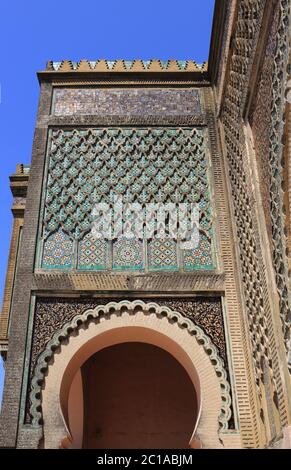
[78, 233, 108, 270]
[148, 238, 178, 270]
[113, 237, 144, 270]
[42, 229, 73, 269]
[184, 233, 214, 270]
[41, 127, 214, 271]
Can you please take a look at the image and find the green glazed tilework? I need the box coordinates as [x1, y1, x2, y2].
[40, 128, 215, 271]
[148, 238, 178, 271]
[42, 229, 73, 269]
[112, 237, 144, 270]
[183, 233, 214, 271]
[78, 233, 108, 270]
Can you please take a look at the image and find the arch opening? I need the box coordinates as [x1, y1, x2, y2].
[69, 342, 198, 449]
[41, 304, 227, 448]
[62, 326, 202, 449]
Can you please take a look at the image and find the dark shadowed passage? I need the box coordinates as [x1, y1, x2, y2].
[81, 342, 198, 449]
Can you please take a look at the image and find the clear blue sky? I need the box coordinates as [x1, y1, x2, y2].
[0, 0, 214, 406]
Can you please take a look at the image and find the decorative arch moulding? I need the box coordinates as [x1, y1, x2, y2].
[28, 300, 232, 433]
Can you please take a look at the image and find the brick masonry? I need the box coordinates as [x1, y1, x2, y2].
[0, 78, 252, 449]
[0, 0, 290, 449]
[0, 82, 53, 448]
[1, 21, 289, 445]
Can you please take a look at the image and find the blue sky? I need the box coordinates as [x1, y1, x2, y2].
[0, 0, 214, 405]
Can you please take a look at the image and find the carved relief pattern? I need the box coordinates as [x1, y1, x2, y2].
[268, 0, 291, 365]
[220, 0, 290, 430]
[25, 297, 227, 424]
[161, 298, 226, 361]
[216, 0, 233, 102]
[249, 0, 291, 367]
[27, 298, 231, 430]
[221, 0, 274, 390]
[41, 127, 214, 271]
[249, 3, 280, 242]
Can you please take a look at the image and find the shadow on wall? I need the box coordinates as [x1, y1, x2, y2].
[0, 358, 4, 409]
[78, 342, 198, 449]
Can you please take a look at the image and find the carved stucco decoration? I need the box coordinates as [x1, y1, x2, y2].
[245, 0, 291, 369]
[221, 0, 275, 393]
[28, 297, 227, 385]
[28, 300, 231, 431]
[218, 1, 291, 439]
[268, 0, 291, 366]
[25, 297, 228, 424]
[249, 3, 281, 243]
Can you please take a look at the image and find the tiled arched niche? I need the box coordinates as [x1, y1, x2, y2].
[30, 301, 241, 448]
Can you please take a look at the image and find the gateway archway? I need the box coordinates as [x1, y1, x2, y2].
[39, 301, 231, 448]
[73, 342, 198, 449]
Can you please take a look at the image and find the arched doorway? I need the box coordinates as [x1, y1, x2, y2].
[39, 301, 231, 448]
[76, 342, 197, 449]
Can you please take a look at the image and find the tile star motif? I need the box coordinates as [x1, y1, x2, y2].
[78, 233, 108, 270]
[42, 229, 73, 269]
